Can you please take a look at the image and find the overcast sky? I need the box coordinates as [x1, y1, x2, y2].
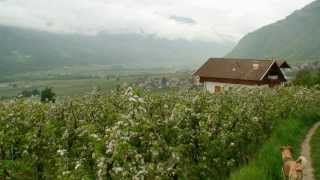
[0, 0, 315, 42]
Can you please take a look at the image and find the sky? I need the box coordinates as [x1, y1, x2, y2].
[0, 0, 315, 43]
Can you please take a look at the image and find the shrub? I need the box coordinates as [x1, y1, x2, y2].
[40, 87, 56, 103]
[0, 87, 319, 179]
[19, 89, 40, 98]
[293, 68, 320, 88]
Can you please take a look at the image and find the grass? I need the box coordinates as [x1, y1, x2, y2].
[0, 79, 123, 97]
[229, 113, 320, 180]
[4, 65, 178, 81]
[0, 71, 191, 98]
[311, 124, 320, 180]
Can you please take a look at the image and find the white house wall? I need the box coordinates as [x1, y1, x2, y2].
[204, 81, 268, 93]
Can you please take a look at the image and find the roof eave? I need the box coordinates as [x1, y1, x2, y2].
[259, 60, 276, 81]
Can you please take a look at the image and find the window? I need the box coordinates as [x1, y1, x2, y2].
[268, 75, 279, 80]
[253, 64, 259, 70]
[214, 86, 222, 93]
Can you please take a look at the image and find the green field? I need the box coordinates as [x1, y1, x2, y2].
[0, 65, 182, 82]
[0, 79, 123, 98]
[0, 70, 192, 98]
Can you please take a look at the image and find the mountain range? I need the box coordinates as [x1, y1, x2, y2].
[227, 0, 320, 63]
[1, 0, 320, 77]
[0, 25, 233, 76]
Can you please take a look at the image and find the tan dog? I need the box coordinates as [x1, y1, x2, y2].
[280, 146, 307, 180]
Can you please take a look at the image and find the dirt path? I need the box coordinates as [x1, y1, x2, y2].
[301, 122, 320, 180]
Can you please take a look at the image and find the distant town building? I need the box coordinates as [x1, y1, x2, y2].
[193, 58, 290, 93]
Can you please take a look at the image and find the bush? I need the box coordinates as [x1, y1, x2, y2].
[293, 68, 320, 88]
[19, 89, 40, 98]
[40, 87, 56, 103]
[0, 87, 319, 179]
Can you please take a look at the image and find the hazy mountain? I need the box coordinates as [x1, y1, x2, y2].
[0, 25, 233, 76]
[227, 0, 320, 63]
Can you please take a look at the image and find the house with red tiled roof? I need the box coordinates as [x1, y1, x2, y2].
[193, 58, 290, 93]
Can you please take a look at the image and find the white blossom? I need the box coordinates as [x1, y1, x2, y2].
[113, 167, 124, 174]
[75, 161, 81, 170]
[57, 149, 67, 156]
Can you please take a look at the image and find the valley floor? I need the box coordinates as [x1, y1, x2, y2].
[0, 71, 192, 99]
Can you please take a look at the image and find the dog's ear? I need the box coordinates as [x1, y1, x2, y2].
[287, 146, 293, 153]
[296, 158, 302, 164]
[280, 145, 290, 151]
[280, 145, 293, 153]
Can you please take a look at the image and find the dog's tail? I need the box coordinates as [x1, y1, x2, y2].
[296, 156, 307, 170]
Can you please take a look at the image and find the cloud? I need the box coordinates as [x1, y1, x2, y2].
[169, 15, 196, 25]
[0, 0, 315, 42]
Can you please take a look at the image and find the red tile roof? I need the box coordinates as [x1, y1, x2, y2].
[193, 58, 276, 81]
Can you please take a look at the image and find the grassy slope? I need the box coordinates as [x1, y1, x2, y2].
[311, 124, 320, 180]
[230, 113, 320, 180]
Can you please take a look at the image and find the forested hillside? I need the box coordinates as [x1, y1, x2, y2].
[0, 25, 233, 76]
[227, 0, 320, 63]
